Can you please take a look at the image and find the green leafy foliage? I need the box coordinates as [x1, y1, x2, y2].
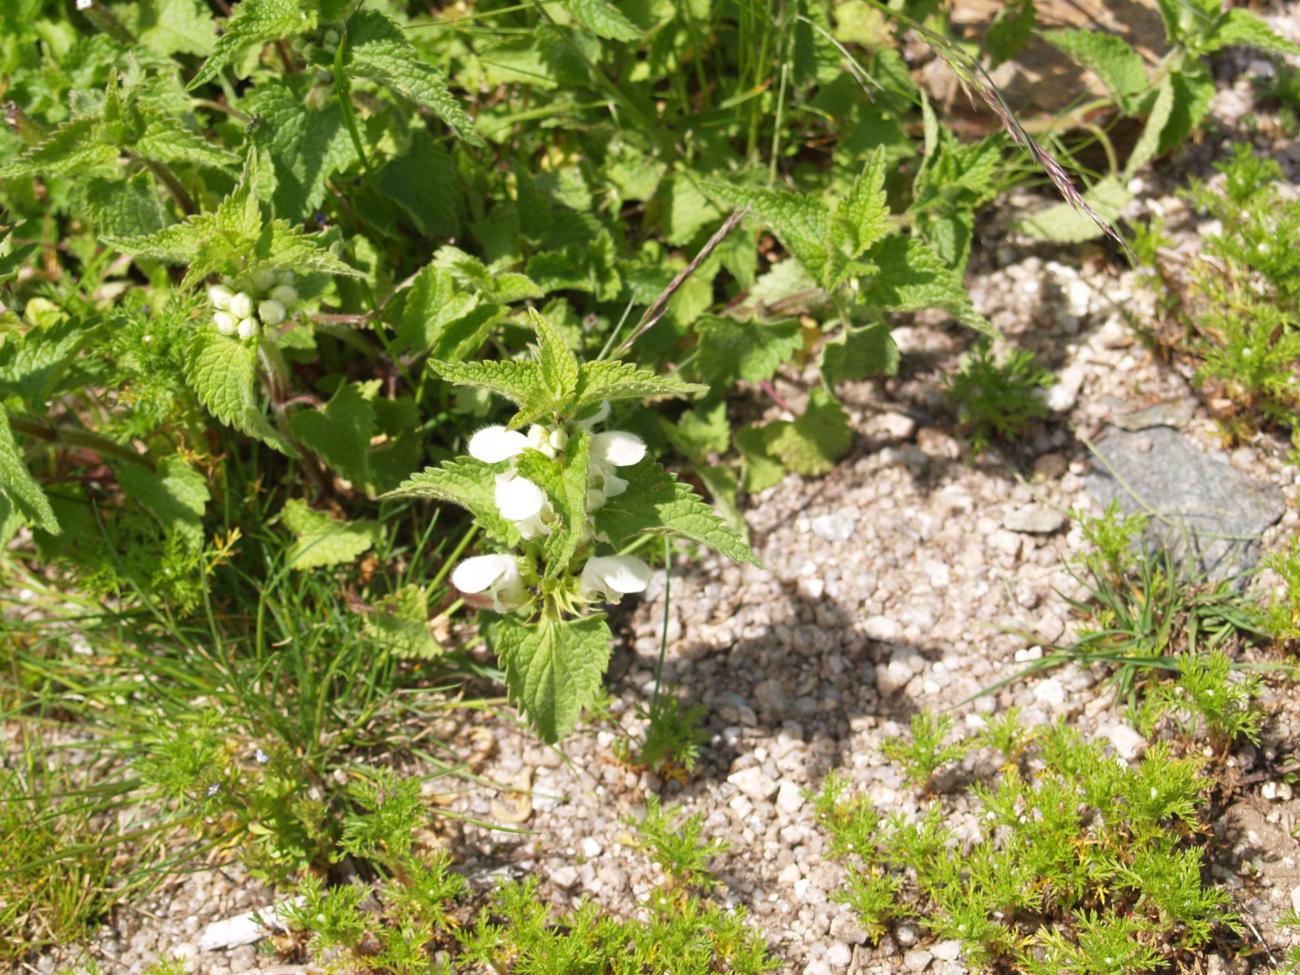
[282, 499, 380, 570]
[944, 343, 1053, 453]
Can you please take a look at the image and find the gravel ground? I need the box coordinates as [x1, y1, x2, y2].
[29, 11, 1300, 975]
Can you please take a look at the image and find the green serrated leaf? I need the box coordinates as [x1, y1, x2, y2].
[118, 455, 209, 552]
[0, 403, 59, 535]
[862, 235, 993, 336]
[1126, 76, 1175, 176]
[831, 147, 891, 261]
[282, 498, 379, 570]
[1201, 10, 1300, 56]
[366, 585, 442, 659]
[666, 399, 731, 461]
[595, 462, 761, 566]
[428, 359, 546, 412]
[984, 0, 1036, 66]
[528, 307, 579, 408]
[346, 9, 483, 146]
[1045, 29, 1149, 115]
[693, 316, 803, 388]
[190, 0, 317, 89]
[1020, 176, 1132, 244]
[765, 388, 852, 476]
[822, 322, 899, 387]
[377, 132, 462, 239]
[485, 614, 612, 743]
[287, 382, 375, 490]
[562, 0, 641, 41]
[573, 360, 708, 411]
[248, 79, 358, 220]
[185, 331, 296, 454]
[735, 423, 786, 493]
[702, 177, 831, 285]
[515, 431, 589, 577]
[396, 262, 482, 357]
[131, 0, 218, 57]
[0, 115, 118, 180]
[136, 115, 239, 169]
[380, 459, 520, 546]
[80, 172, 166, 238]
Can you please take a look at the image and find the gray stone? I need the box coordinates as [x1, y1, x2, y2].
[1085, 426, 1285, 578]
[1002, 504, 1067, 534]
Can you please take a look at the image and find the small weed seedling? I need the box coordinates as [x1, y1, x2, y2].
[944, 343, 1054, 454]
[816, 720, 1238, 973]
[882, 710, 970, 791]
[628, 794, 729, 892]
[628, 694, 709, 779]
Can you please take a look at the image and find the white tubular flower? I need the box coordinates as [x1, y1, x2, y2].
[229, 292, 255, 319]
[258, 299, 287, 326]
[236, 318, 258, 340]
[213, 311, 237, 336]
[592, 431, 646, 467]
[252, 268, 277, 292]
[270, 284, 298, 308]
[495, 473, 553, 539]
[469, 425, 529, 464]
[586, 430, 646, 509]
[208, 284, 233, 310]
[451, 554, 526, 612]
[579, 555, 652, 604]
[526, 424, 559, 459]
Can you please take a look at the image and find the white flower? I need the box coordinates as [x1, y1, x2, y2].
[258, 299, 287, 326]
[592, 430, 646, 467]
[251, 267, 278, 292]
[229, 292, 255, 319]
[469, 425, 529, 464]
[586, 430, 646, 509]
[451, 554, 526, 612]
[213, 311, 237, 335]
[576, 400, 611, 431]
[579, 555, 652, 603]
[208, 284, 233, 310]
[495, 472, 553, 539]
[269, 284, 298, 307]
[236, 317, 258, 340]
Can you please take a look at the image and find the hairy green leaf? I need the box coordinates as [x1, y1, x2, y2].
[380, 460, 520, 546]
[832, 148, 891, 262]
[863, 236, 993, 336]
[1045, 29, 1149, 115]
[0, 404, 59, 535]
[118, 455, 209, 551]
[562, 0, 641, 41]
[595, 463, 761, 566]
[185, 331, 295, 454]
[515, 431, 590, 577]
[485, 615, 612, 742]
[693, 316, 803, 388]
[765, 389, 852, 476]
[703, 177, 830, 283]
[573, 360, 707, 411]
[282, 498, 380, 570]
[365, 585, 442, 659]
[1201, 10, 1300, 56]
[346, 9, 482, 146]
[0, 116, 118, 179]
[189, 0, 317, 89]
[248, 79, 358, 220]
[822, 322, 899, 387]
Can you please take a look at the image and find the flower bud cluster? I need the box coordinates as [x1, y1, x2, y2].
[449, 410, 655, 614]
[207, 269, 299, 341]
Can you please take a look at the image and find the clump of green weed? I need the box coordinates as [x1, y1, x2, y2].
[882, 710, 969, 790]
[1137, 650, 1263, 749]
[1263, 537, 1300, 645]
[815, 722, 1237, 972]
[628, 794, 729, 891]
[944, 343, 1055, 453]
[1057, 506, 1267, 727]
[1152, 145, 1300, 437]
[626, 694, 709, 778]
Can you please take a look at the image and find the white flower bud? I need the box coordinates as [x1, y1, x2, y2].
[251, 268, 277, 292]
[451, 554, 526, 613]
[236, 318, 258, 340]
[579, 555, 652, 603]
[468, 426, 529, 464]
[208, 284, 234, 310]
[213, 310, 237, 335]
[269, 284, 298, 307]
[526, 424, 556, 458]
[229, 292, 255, 319]
[258, 299, 287, 326]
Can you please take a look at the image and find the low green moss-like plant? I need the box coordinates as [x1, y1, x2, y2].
[816, 722, 1238, 973]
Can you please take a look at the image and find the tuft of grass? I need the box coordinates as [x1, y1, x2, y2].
[628, 793, 729, 892]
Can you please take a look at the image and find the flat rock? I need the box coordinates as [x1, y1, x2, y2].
[1002, 504, 1067, 534]
[1085, 426, 1285, 578]
[197, 901, 297, 952]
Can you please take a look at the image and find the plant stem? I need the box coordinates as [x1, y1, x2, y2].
[8, 415, 154, 471]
